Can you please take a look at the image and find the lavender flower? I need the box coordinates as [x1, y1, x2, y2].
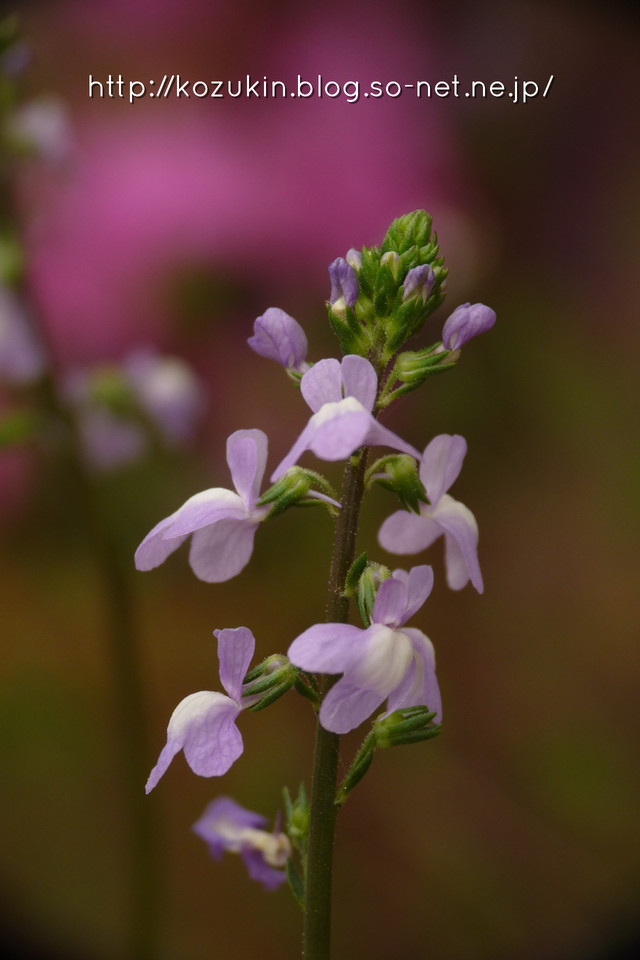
[145, 627, 256, 792]
[288, 565, 441, 734]
[193, 796, 290, 891]
[441, 302, 496, 350]
[378, 434, 483, 592]
[125, 348, 204, 443]
[328, 257, 359, 314]
[271, 355, 420, 481]
[135, 428, 269, 582]
[248, 307, 309, 372]
[0, 284, 45, 383]
[6, 97, 74, 166]
[402, 264, 435, 303]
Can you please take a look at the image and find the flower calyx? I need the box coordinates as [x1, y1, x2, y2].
[336, 706, 441, 807]
[257, 466, 340, 519]
[242, 654, 299, 712]
[377, 344, 457, 407]
[365, 453, 427, 513]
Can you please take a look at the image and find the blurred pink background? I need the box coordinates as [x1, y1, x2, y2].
[1, 1, 639, 959]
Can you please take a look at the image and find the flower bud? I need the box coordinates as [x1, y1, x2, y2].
[328, 257, 359, 314]
[380, 250, 401, 279]
[402, 264, 435, 304]
[441, 302, 496, 350]
[248, 307, 309, 372]
[357, 562, 392, 626]
[345, 248, 362, 271]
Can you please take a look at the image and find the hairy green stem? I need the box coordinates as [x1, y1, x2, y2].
[302, 450, 369, 960]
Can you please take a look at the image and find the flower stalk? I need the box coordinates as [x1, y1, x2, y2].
[303, 449, 369, 960]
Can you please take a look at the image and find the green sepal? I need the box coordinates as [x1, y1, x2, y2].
[335, 736, 375, 807]
[243, 654, 296, 710]
[365, 454, 426, 513]
[374, 706, 440, 749]
[293, 673, 320, 707]
[335, 707, 441, 807]
[357, 563, 392, 627]
[246, 679, 293, 712]
[326, 302, 370, 356]
[283, 782, 309, 855]
[258, 467, 338, 519]
[378, 344, 457, 407]
[344, 551, 368, 597]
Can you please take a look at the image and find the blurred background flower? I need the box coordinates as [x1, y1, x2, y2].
[1, 1, 639, 959]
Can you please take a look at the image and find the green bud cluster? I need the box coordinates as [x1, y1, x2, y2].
[345, 210, 447, 366]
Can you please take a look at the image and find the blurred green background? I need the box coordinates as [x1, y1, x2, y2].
[1, 1, 639, 958]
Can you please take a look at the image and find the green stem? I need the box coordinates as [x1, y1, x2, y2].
[302, 450, 369, 960]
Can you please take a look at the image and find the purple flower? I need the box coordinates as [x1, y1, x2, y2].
[0, 284, 45, 383]
[247, 307, 309, 372]
[441, 302, 496, 350]
[288, 565, 441, 734]
[328, 257, 359, 312]
[145, 627, 256, 793]
[378, 434, 483, 592]
[193, 796, 290, 891]
[135, 428, 269, 582]
[7, 97, 74, 166]
[270, 355, 420, 481]
[125, 348, 204, 443]
[76, 406, 147, 470]
[402, 264, 435, 303]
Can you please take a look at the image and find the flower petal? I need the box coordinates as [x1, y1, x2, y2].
[288, 622, 365, 674]
[378, 510, 442, 555]
[300, 358, 342, 412]
[419, 434, 467, 505]
[134, 514, 190, 571]
[192, 796, 266, 858]
[188, 517, 259, 582]
[157, 489, 247, 539]
[226, 429, 268, 509]
[386, 628, 442, 721]
[269, 418, 318, 481]
[362, 418, 421, 459]
[145, 691, 241, 792]
[319, 677, 384, 734]
[181, 694, 243, 777]
[372, 577, 408, 627]
[215, 626, 256, 703]
[306, 399, 374, 459]
[432, 494, 483, 592]
[340, 355, 377, 412]
[389, 565, 434, 624]
[350, 624, 414, 695]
